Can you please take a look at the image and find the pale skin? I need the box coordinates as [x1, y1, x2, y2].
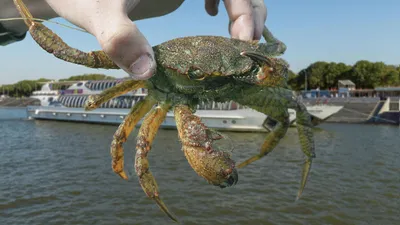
[0, 0, 267, 80]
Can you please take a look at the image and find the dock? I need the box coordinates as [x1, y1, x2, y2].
[303, 97, 400, 125]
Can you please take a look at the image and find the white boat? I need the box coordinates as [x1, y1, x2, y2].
[27, 80, 343, 132]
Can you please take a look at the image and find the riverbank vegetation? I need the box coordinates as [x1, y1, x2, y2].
[1, 60, 399, 97]
[288, 60, 400, 90]
[0, 74, 115, 97]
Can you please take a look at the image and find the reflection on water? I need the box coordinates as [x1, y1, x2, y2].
[0, 108, 399, 225]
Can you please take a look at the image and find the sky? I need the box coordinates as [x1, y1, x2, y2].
[1, 0, 400, 84]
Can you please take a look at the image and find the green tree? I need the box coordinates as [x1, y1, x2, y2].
[59, 73, 116, 81]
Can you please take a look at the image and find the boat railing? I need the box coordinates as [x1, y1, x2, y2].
[196, 101, 247, 110]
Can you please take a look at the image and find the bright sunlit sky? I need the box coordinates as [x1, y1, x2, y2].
[1, 0, 399, 84]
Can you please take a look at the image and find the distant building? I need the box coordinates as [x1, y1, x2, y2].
[338, 80, 356, 90]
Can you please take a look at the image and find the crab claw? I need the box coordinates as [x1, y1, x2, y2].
[241, 51, 289, 86]
[240, 51, 273, 66]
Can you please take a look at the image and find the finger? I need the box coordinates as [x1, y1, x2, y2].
[251, 0, 267, 40]
[205, 0, 220, 16]
[44, 0, 155, 80]
[223, 0, 254, 41]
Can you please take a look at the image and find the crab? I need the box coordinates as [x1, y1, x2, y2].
[13, 0, 316, 222]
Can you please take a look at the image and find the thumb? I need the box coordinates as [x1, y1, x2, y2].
[95, 18, 156, 80]
[44, 0, 155, 80]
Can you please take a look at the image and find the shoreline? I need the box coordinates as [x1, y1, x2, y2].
[2, 97, 399, 125]
[0, 97, 40, 107]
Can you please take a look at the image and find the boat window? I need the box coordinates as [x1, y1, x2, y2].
[77, 82, 83, 87]
[105, 99, 111, 108]
[78, 97, 82, 107]
[81, 97, 85, 107]
[118, 98, 123, 108]
[114, 98, 118, 108]
[64, 97, 68, 107]
[78, 96, 84, 107]
[72, 97, 77, 107]
[114, 98, 119, 108]
[75, 97, 80, 107]
[59, 96, 65, 105]
[122, 98, 127, 108]
[65, 97, 70, 107]
[64, 97, 69, 107]
[125, 98, 129, 108]
[70, 97, 75, 107]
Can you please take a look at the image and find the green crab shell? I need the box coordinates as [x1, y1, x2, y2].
[153, 36, 262, 77]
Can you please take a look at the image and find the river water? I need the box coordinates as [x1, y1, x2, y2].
[0, 108, 399, 225]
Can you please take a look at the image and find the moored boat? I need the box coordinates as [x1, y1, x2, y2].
[27, 80, 343, 132]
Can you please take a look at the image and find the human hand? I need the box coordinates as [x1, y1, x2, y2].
[205, 0, 267, 41]
[1, 0, 181, 80]
[43, 0, 161, 80]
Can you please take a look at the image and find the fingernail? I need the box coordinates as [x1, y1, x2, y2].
[129, 53, 154, 79]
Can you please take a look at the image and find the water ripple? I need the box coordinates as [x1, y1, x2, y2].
[0, 109, 399, 224]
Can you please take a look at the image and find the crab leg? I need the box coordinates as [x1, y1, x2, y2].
[228, 19, 287, 56]
[13, 0, 119, 69]
[134, 102, 178, 222]
[232, 88, 291, 170]
[291, 99, 316, 200]
[110, 97, 156, 180]
[261, 25, 287, 56]
[236, 107, 290, 169]
[85, 80, 147, 111]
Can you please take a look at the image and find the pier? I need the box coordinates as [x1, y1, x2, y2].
[303, 97, 400, 125]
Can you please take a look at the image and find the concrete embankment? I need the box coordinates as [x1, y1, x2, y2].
[0, 98, 40, 107]
[303, 97, 399, 125]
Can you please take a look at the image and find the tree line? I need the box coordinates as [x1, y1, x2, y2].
[288, 60, 400, 90]
[2, 60, 399, 97]
[0, 74, 115, 97]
